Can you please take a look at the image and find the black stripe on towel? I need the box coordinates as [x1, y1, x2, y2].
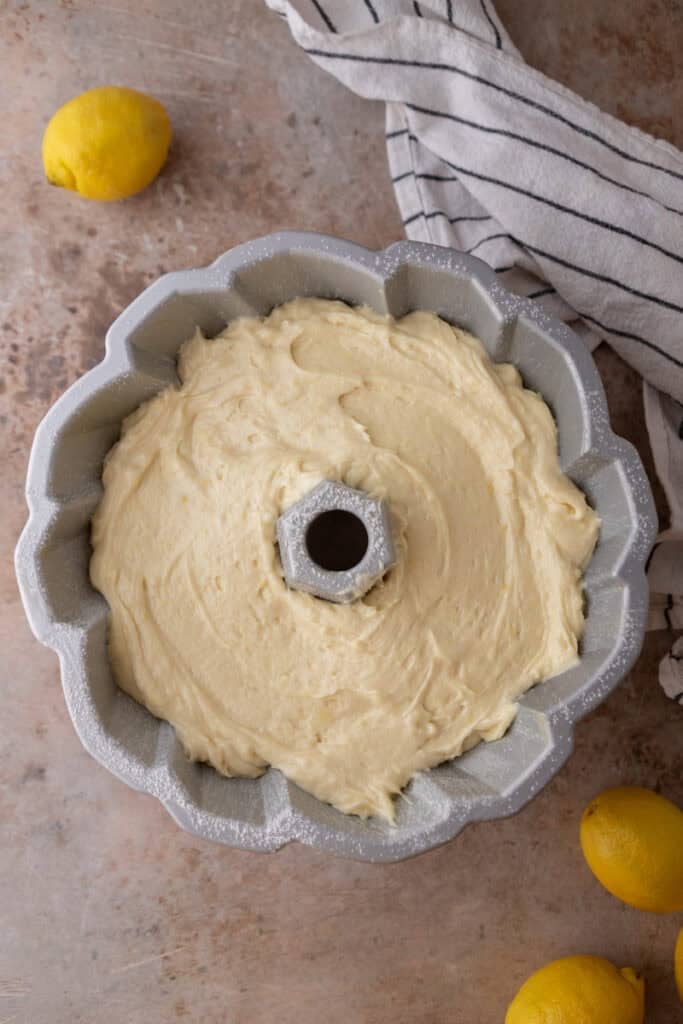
[480, 0, 502, 48]
[310, 1, 337, 32]
[403, 209, 494, 227]
[580, 314, 683, 369]
[415, 172, 458, 182]
[363, 0, 379, 24]
[466, 231, 516, 255]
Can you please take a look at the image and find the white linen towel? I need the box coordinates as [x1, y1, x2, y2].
[268, 0, 683, 702]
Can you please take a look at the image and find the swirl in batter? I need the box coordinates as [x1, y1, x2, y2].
[91, 299, 599, 820]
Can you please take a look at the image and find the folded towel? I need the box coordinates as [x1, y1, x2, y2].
[268, 0, 683, 701]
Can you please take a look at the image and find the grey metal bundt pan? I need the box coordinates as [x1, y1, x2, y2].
[15, 232, 656, 861]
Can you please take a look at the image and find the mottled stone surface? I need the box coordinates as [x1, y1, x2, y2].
[1, 2, 681, 1022]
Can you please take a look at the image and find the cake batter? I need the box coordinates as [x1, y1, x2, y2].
[90, 299, 599, 820]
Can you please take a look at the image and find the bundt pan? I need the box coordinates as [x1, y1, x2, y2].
[15, 232, 656, 861]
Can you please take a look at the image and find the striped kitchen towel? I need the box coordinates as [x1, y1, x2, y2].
[268, 0, 683, 702]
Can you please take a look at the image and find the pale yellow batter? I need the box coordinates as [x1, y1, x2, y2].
[90, 299, 599, 820]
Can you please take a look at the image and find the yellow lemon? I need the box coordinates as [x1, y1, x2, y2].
[42, 86, 171, 201]
[675, 927, 683, 1002]
[505, 955, 645, 1024]
[580, 786, 683, 913]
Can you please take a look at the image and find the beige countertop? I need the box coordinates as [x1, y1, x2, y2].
[1, 2, 681, 1021]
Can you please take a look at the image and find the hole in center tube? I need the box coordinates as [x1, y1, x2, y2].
[306, 510, 369, 572]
